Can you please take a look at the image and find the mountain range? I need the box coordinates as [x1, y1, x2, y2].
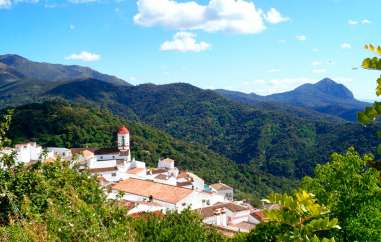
[0, 54, 378, 199]
[0, 54, 130, 107]
[216, 78, 368, 121]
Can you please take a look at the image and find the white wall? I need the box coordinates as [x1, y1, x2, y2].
[203, 213, 227, 227]
[158, 160, 175, 169]
[90, 159, 117, 169]
[15, 143, 43, 163]
[117, 133, 130, 151]
[99, 170, 128, 182]
[228, 210, 251, 225]
[47, 147, 72, 158]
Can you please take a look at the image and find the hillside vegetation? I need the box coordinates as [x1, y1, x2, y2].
[47, 80, 380, 179]
[4, 101, 296, 201]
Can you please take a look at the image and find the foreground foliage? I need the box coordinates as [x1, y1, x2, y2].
[244, 191, 339, 242]
[132, 210, 224, 242]
[0, 158, 134, 241]
[358, 43, 381, 171]
[302, 149, 381, 241]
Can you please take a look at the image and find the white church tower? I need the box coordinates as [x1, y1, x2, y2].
[117, 126, 131, 161]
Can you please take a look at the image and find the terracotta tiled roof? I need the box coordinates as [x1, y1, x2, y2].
[250, 210, 266, 222]
[155, 174, 170, 180]
[210, 182, 233, 191]
[177, 171, 189, 179]
[71, 148, 97, 154]
[82, 150, 95, 159]
[128, 168, 146, 175]
[88, 167, 118, 173]
[177, 181, 193, 187]
[112, 178, 193, 204]
[198, 203, 249, 218]
[149, 168, 168, 175]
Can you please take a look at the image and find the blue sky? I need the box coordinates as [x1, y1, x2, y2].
[1, 0, 380, 100]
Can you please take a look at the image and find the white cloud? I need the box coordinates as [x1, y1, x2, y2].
[240, 77, 316, 95]
[0, 0, 39, 8]
[341, 43, 352, 49]
[361, 19, 371, 24]
[0, 0, 11, 8]
[65, 51, 101, 62]
[69, 24, 75, 30]
[160, 32, 210, 52]
[268, 68, 280, 73]
[348, 19, 371, 25]
[312, 68, 326, 74]
[312, 61, 321, 66]
[296, 35, 306, 41]
[264, 8, 289, 24]
[134, 0, 287, 34]
[312, 48, 319, 52]
[1, 0, 98, 8]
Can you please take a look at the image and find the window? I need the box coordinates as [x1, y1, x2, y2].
[112, 173, 116, 177]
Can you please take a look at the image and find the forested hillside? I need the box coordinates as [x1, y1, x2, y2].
[47, 79, 380, 179]
[4, 101, 296, 201]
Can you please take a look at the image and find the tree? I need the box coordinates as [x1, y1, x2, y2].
[132, 209, 224, 242]
[358, 44, 381, 171]
[302, 148, 381, 241]
[246, 191, 340, 242]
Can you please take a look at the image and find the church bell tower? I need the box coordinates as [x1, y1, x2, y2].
[117, 126, 130, 152]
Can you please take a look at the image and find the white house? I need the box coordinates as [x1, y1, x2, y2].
[71, 148, 97, 169]
[158, 158, 175, 169]
[177, 171, 205, 191]
[210, 182, 234, 201]
[47, 147, 72, 160]
[127, 201, 167, 215]
[15, 142, 44, 164]
[110, 178, 222, 212]
[198, 202, 255, 232]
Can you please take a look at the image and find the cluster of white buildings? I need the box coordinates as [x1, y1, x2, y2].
[1, 125, 268, 234]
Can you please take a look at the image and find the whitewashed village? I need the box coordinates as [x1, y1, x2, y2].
[1, 126, 271, 235]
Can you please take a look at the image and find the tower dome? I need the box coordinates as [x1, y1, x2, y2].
[118, 126, 129, 135]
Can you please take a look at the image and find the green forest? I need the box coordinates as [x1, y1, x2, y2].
[0, 45, 381, 241]
[1, 111, 380, 241]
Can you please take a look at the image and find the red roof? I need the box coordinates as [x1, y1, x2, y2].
[118, 126, 129, 135]
[112, 178, 193, 204]
[128, 167, 146, 175]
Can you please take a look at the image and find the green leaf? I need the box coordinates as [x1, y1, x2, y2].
[358, 112, 370, 124]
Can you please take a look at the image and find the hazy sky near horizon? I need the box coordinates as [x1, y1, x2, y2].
[1, 0, 381, 100]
